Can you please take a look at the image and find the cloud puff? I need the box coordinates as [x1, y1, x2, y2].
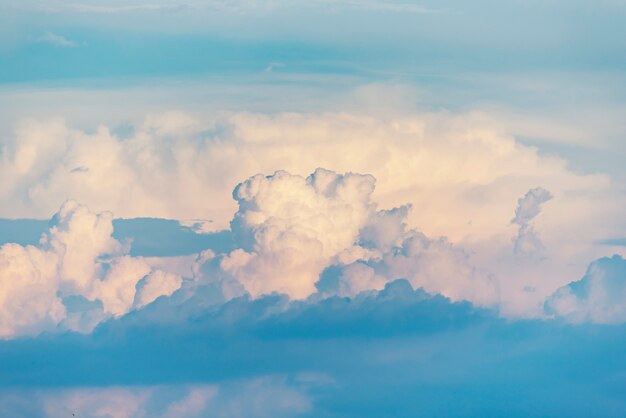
[325, 232, 499, 306]
[193, 168, 497, 306]
[215, 169, 375, 298]
[545, 255, 626, 324]
[0, 201, 181, 338]
[512, 187, 553, 257]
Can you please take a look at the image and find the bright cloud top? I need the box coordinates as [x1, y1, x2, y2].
[1, 111, 619, 250]
[0, 201, 181, 338]
[1, 109, 625, 336]
[193, 168, 496, 305]
[2, 110, 623, 317]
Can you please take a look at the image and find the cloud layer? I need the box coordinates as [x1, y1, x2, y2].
[2, 110, 623, 312]
[1, 279, 626, 416]
[0, 378, 311, 418]
[1, 112, 617, 244]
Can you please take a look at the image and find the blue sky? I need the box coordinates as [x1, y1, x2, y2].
[1, 1, 626, 416]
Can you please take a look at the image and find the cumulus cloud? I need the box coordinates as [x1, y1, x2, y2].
[0, 110, 623, 315]
[133, 270, 184, 310]
[0, 201, 181, 338]
[512, 187, 553, 257]
[193, 168, 497, 306]
[0, 112, 615, 243]
[545, 255, 626, 324]
[217, 168, 375, 298]
[326, 232, 498, 306]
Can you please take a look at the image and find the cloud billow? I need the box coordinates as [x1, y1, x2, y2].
[546, 255, 626, 324]
[0, 201, 181, 338]
[0, 170, 624, 416]
[193, 168, 498, 306]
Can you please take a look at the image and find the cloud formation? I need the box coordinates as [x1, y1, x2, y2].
[1, 279, 626, 416]
[0, 110, 624, 322]
[218, 169, 375, 298]
[1, 111, 619, 267]
[546, 255, 626, 324]
[193, 168, 497, 306]
[0, 201, 181, 338]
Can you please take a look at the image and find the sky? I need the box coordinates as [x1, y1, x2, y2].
[1, 1, 626, 416]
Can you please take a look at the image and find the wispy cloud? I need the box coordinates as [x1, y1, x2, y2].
[33, 1, 187, 14]
[316, 0, 447, 14]
[23, 0, 443, 14]
[38, 31, 78, 47]
[264, 61, 286, 72]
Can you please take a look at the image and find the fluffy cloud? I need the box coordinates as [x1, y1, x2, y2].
[545, 255, 626, 324]
[0, 201, 181, 338]
[193, 168, 497, 306]
[1, 112, 618, 245]
[1, 110, 624, 316]
[326, 232, 498, 306]
[0, 243, 65, 337]
[219, 169, 374, 298]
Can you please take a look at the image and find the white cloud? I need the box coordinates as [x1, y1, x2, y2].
[30, 1, 186, 14]
[38, 31, 78, 47]
[339, 233, 498, 306]
[313, 0, 442, 13]
[1, 112, 616, 246]
[27, 0, 441, 14]
[0, 201, 182, 338]
[0, 110, 623, 315]
[134, 270, 184, 309]
[545, 255, 626, 324]
[193, 169, 375, 298]
[192, 168, 497, 306]
[0, 243, 66, 337]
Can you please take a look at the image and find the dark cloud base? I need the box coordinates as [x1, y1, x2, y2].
[1, 280, 625, 417]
